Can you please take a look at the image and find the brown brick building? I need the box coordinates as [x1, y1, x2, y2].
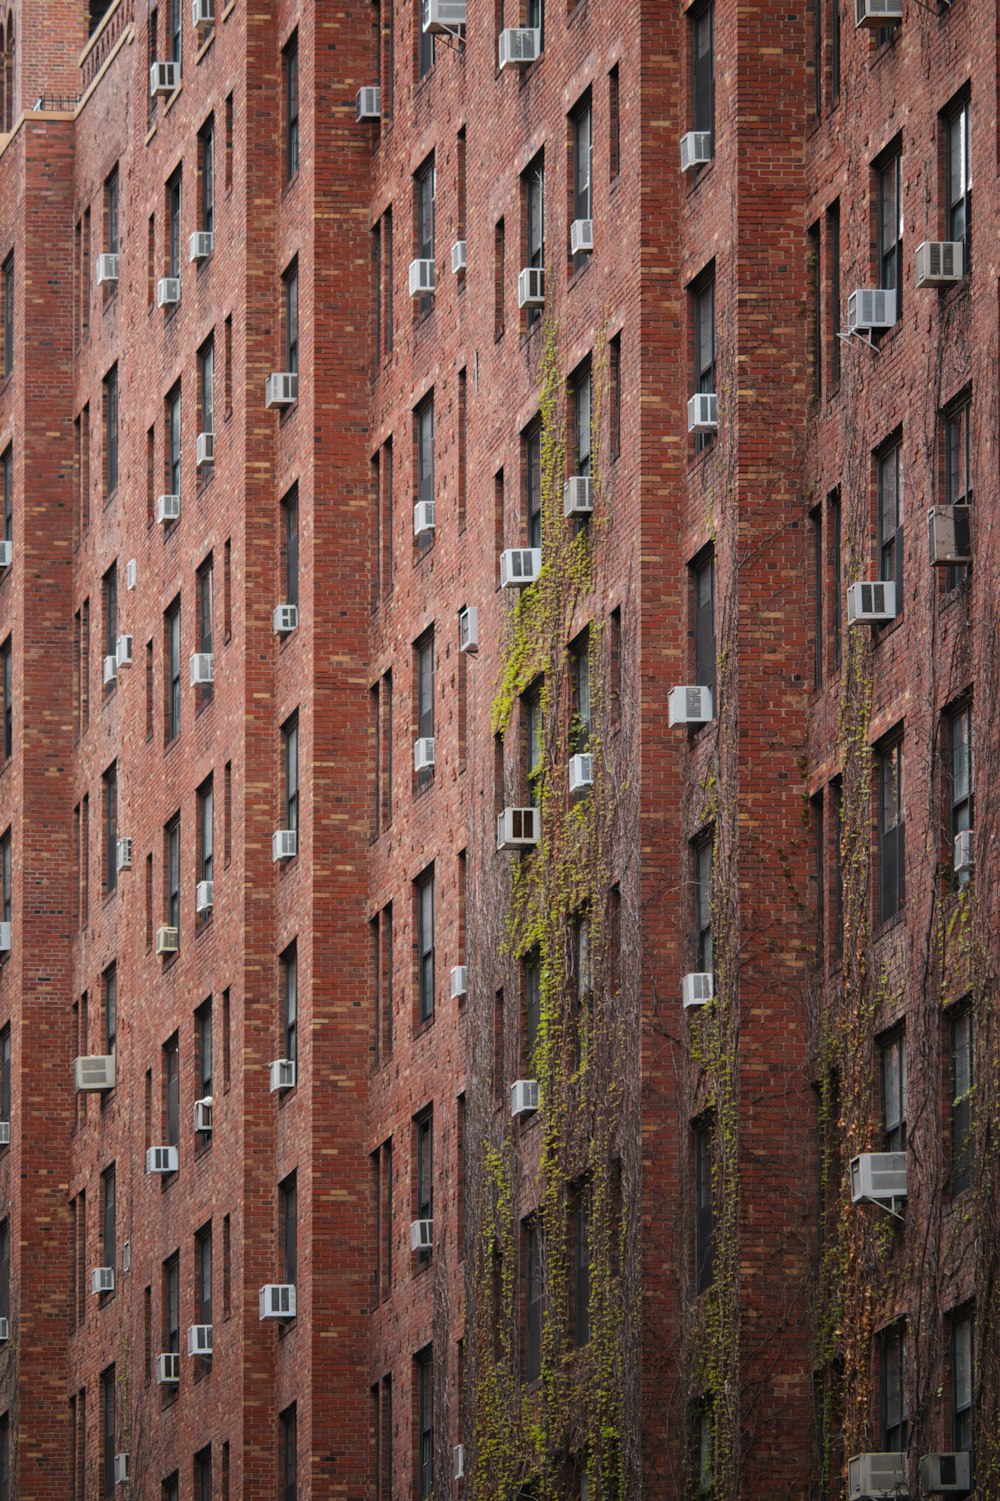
[0, 0, 993, 1496]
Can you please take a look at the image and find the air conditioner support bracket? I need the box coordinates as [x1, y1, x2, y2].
[836, 329, 882, 355]
[432, 26, 465, 48]
[866, 1198, 905, 1222]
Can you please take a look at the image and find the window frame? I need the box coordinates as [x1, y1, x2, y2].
[881, 1320, 908, 1452]
[284, 33, 299, 182]
[877, 147, 903, 317]
[877, 735, 905, 924]
[950, 1004, 973, 1196]
[879, 1027, 906, 1152]
[876, 435, 903, 606]
[416, 868, 435, 1023]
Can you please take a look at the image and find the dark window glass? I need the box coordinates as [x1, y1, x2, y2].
[106, 170, 119, 257]
[104, 365, 119, 496]
[416, 398, 434, 532]
[283, 487, 299, 607]
[168, 0, 181, 61]
[194, 1448, 212, 1501]
[281, 1172, 297, 1284]
[572, 100, 592, 269]
[880, 1029, 906, 1152]
[877, 438, 902, 605]
[416, 1347, 433, 1498]
[418, 0, 434, 76]
[694, 1118, 715, 1293]
[523, 952, 540, 1065]
[525, 422, 542, 550]
[196, 997, 212, 1100]
[829, 489, 842, 670]
[2, 256, 12, 379]
[282, 944, 298, 1067]
[198, 777, 213, 886]
[416, 631, 434, 790]
[164, 1033, 179, 1146]
[104, 963, 117, 1057]
[692, 1, 714, 136]
[570, 636, 591, 753]
[2, 446, 11, 545]
[167, 172, 182, 278]
[952, 1309, 973, 1451]
[103, 762, 117, 893]
[101, 1365, 115, 1497]
[103, 563, 117, 666]
[571, 1183, 590, 1345]
[417, 870, 434, 1022]
[200, 119, 214, 237]
[877, 151, 903, 318]
[694, 554, 715, 697]
[166, 600, 181, 741]
[881, 1322, 907, 1451]
[947, 100, 971, 249]
[283, 716, 299, 834]
[694, 275, 715, 395]
[950, 704, 973, 870]
[828, 200, 841, 386]
[0, 1026, 10, 1126]
[572, 367, 592, 477]
[525, 157, 544, 329]
[284, 34, 299, 180]
[695, 835, 713, 971]
[524, 689, 542, 806]
[879, 738, 905, 923]
[415, 1109, 433, 1225]
[812, 506, 823, 687]
[609, 65, 620, 180]
[945, 396, 972, 590]
[284, 261, 299, 376]
[166, 816, 181, 934]
[166, 384, 181, 498]
[163, 1252, 180, 1352]
[199, 340, 214, 436]
[524, 1218, 543, 1381]
[0, 1220, 7, 1322]
[526, 0, 543, 44]
[951, 1006, 973, 1195]
[829, 0, 840, 99]
[280, 1404, 297, 1501]
[102, 1164, 116, 1269]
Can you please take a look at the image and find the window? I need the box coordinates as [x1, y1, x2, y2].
[168, 0, 181, 61]
[280, 1404, 297, 1501]
[371, 1138, 393, 1302]
[166, 171, 182, 280]
[415, 157, 435, 312]
[524, 421, 542, 550]
[809, 222, 821, 400]
[416, 868, 434, 1022]
[165, 383, 181, 503]
[162, 1474, 179, 1501]
[194, 1448, 212, 1501]
[944, 393, 972, 588]
[414, 1107, 433, 1238]
[524, 154, 544, 329]
[164, 1032, 180, 1146]
[101, 1365, 116, 1497]
[877, 148, 903, 319]
[693, 552, 715, 697]
[877, 436, 902, 607]
[952, 1308, 973, 1451]
[196, 555, 213, 706]
[881, 1322, 907, 1451]
[609, 331, 622, 460]
[827, 200, 841, 387]
[1, 255, 11, 379]
[415, 394, 434, 546]
[373, 904, 394, 1062]
[571, 97, 592, 269]
[691, 0, 714, 138]
[165, 599, 181, 742]
[523, 1217, 544, 1381]
[280, 1172, 297, 1284]
[283, 715, 299, 837]
[197, 775, 213, 896]
[162, 1251, 180, 1355]
[104, 962, 117, 1057]
[165, 814, 181, 936]
[694, 1117, 714, 1293]
[570, 1181, 590, 1345]
[812, 506, 823, 688]
[694, 835, 713, 971]
[282, 485, 299, 608]
[195, 996, 212, 1103]
[2, 445, 11, 554]
[523, 952, 541, 1067]
[199, 117, 215, 238]
[415, 1346, 433, 1498]
[949, 703, 973, 878]
[878, 737, 904, 923]
[102, 564, 118, 691]
[101, 760, 117, 894]
[0, 1026, 9, 1131]
[0, 830, 9, 934]
[693, 271, 716, 401]
[880, 1028, 906, 1151]
[194, 1224, 213, 1327]
[829, 0, 840, 100]
[571, 364, 592, 480]
[950, 1005, 972, 1195]
[284, 259, 299, 375]
[494, 218, 505, 338]
[104, 365, 119, 497]
[0, 1220, 7, 1329]
[570, 635, 591, 753]
[415, 630, 434, 789]
[199, 338, 215, 441]
[0, 689, 10, 852]
[945, 97, 970, 249]
[101, 1164, 116, 1272]
[283, 33, 299, 181]
[524, 686, 542, 805]
[417, 0, 434, 77]
[829, 489, 842, 671]
[609, 64, 621, 181]
[281, 943, 298, 1070]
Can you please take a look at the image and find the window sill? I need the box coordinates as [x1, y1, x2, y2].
[195, 29, 215, 64]
[567, 255, 592, 293]
[873, 910, 905, 943]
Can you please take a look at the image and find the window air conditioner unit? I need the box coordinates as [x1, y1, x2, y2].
[0, 1123, 10, 1146]
[189, 652, 214, 685]
[682, 972, 714, 1008]
[511, 1079, 540, 1117]
[156, 1352, 180, 1384]
[195, 879, 214, 913]
[497, 806, 539, 851]
[116, 837, 133, 872]
[187, 1324, 213, 1357]
[146, 1145, 179, 1175]
[927, 506, 972, 566]
[149, 61, 180, 96]
[157, 276, 181, 308]
[570, 218, 594, 256]
[192, 0, 214, 25]
[96, 253, 119, 286]
[269, 1058, 296, 1093]
[518, 267, 545, 308]
[115, 634, 133, 669]
[0, 923, 9, 952]
[73, 1055, 116, 1092]
[103, 654, 118, 687]
[0, 1319, 8, 1343]
[563, 476, 592, 516]
[126, 559, 137, 589]
[848, 1453, 908, 1501]
[846, 581, 896, 624]
[413, 500, 436, 536]
[918, 1454, 971, 1495]
[688, 392, 718, 434]
[157, 493, 181, 524]
[854, 0, 902, 25]
[259, 1283, 296, 1319]
[459, 606, 478, 653]
[194, 1096, 213, 1132]
[90, 1266, 115, 1295]
[356, 86, 381, 121]
[265, 372, 298, 408]
[413, 737, 436, 772]
[0, 541, 11, 568]
[499, 547, 541, 589]
[155, 924, 179, 955]
[915, 240, 962, 289]
[450, 965, 468, 1000]
[498, 26, 540, 66]
[668, 686, 714, 726]
[847, 288, 897, 333]
[680, 130, 713, 171]
[408, 258, 435, 297]
[849, 1151, 907, 1207]
[196, 431, 214, 465]
[454, 1444, 465, 1480]
[410, 1218, 433, 1252]
[423, 0, 467, 33]
[272, 829, 297, 861]
[451, 239, 467, 274]
[569, 753, 593, 794]
[189, 231, 214, 262]
[274, 604, 299, 633]
[954, 829, 973, 874]
[114, 1454, 129, 1486]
